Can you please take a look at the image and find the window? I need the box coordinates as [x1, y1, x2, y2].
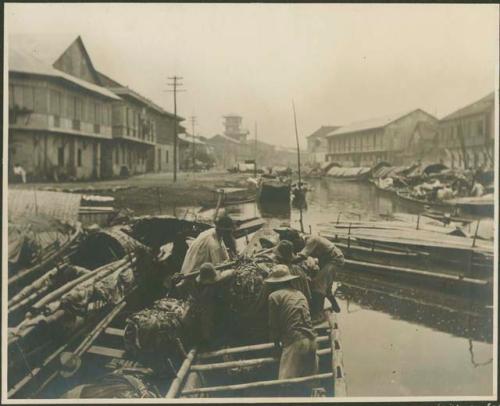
[50, 89, 61, 116]
[115, 147, 119, 164]
[74, 97, 82, 120]
[166, 149, 169, 163]
[477, 120, 484, 136]
[58, 146, 65, 166]
[22, 86, 35, 110]
[34, 88, 47, 113]
[77, 148, 82, 167]
[67, 94, 75, 118]
[95, 103, 102, 125]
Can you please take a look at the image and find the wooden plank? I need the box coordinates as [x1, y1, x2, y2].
[198, 336, 330, 359]
[181, 372, 334, 396]
[192, 348, 332, 372]
[87, 345, 125, 359]
[105, 327, 125, 337]
[166, 349, 197, 398]
[345, 258, 489, 286]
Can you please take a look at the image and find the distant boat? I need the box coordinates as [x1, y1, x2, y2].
[257, 177, 291, 204]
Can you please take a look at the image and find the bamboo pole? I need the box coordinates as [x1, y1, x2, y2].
[191, 348, 332, 372]
[181, 372, 334, 396]
[198, 336, 330, 359]
[31, 257, 133, 311]
[165, 349, 197, 398]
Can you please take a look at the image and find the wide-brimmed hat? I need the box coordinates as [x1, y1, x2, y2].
[196, 263, 221, 285]
[215, 214, 236, 232]
[59, 351, 82, 378]
[264, 264, 299, 284]
[273, 240, 294, 263]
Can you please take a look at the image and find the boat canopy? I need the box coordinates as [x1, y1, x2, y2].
[327, 166, 371, 177]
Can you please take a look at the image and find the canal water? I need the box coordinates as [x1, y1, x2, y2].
[171, 178, 494, 397]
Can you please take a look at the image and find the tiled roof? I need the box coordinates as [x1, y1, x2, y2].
[327, 110, 421, 137]
[178, 133, 206, 145]
[441, 92, 495, 122]
[9, 47, 121, 100]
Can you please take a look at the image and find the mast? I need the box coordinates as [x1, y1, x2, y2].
[292, 101, 304, 233]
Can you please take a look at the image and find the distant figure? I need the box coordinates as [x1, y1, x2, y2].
[13, 163, 27, 183]
[471, 180, 484, 197]
[180, 214, 235, 276]
[265, 265, 318, 382]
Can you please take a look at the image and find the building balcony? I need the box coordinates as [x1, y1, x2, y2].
[112, 125, 156, 146]
[9, 112, 112, 140]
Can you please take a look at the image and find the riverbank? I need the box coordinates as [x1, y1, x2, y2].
[8, 171, 255, 215]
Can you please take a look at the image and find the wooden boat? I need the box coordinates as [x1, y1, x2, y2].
[395, 189, 453, 211]
[257, 177, 291, 204]
[8, 221, 83, 298]
[325, 166, 372, 182]
[447, 195, 494, 217]
[200, 187, 256, 210]
[167, 310, 346, 398]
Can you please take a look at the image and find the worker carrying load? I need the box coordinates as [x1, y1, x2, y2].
[177, 214, 236, 293]
[192, 263, 235, 349]
[275, 227, 344, 320]
[272, 240, 312, 304]
[265, 265, 318, 390]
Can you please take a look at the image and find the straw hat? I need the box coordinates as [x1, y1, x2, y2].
[59, 351, 82, 378]
[196, 263, 221, 285]
[264, 265, 299, 284]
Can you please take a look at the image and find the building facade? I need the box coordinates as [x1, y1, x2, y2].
[97, 72, 182, 177]
[8, 36, 120, 181]
[306, 125, 341, 164]
[437, 92, 495, 170]
[326, 109, 438, 167]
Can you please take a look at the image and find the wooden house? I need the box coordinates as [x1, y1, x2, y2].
[8, 35, 120, 181]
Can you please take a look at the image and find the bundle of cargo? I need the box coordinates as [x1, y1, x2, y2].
[123, 298, 195, 365]
[121, 253, 280, 365]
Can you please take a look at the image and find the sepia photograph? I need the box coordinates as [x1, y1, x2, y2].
[2, 3, 498, 403]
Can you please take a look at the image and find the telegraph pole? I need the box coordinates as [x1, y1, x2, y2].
[254, 121, 258, 178]
[190, 115, 197, 171]
[167, 76, 184, 182]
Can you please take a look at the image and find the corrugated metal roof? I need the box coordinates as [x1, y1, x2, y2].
[178, 133, 206, 145]
[208, 134, 241, 144]
[307, 125, 341, 138]
[441, 92, 494, 122]
[9, 44, 121, 100]
[327, 110, 419, 137]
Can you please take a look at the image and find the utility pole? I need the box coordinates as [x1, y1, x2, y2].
[254, 121, 258, 178]
[190, 115, 197, 171]
[167, 76, 184, 182]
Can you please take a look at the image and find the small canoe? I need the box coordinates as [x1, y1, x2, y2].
[167, 310, 346, 398]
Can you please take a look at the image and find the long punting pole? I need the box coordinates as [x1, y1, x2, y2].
[292, 101, 304, 233]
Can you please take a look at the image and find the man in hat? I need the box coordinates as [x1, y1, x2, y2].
[273, 240, 312, 304]
[193, 263, 235, 349]
[296, 234, 344, 319]
[265, 264, 318, 382]
[180, 214, 236, 276]
[274, 228, 344, 319]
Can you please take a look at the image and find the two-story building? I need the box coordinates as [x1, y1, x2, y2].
[8, 35, 120, 181]
[97, 71, 182, 177]
[306, 125, 341, 165]
[437, 92, 495, 170]
[326, 109, 438, 167]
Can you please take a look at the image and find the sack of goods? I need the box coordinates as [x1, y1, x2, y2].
[123, 298, 194, 358]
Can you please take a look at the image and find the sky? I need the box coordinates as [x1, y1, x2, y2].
[6, 3, 499, 148]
